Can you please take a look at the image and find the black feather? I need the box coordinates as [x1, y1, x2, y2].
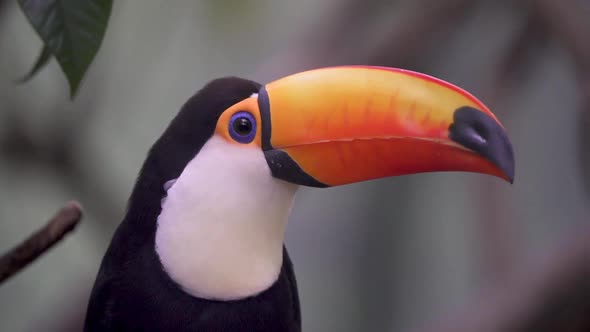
[84, 77, 301, 332]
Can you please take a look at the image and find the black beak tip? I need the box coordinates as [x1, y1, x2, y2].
[449, 106, 515, 184]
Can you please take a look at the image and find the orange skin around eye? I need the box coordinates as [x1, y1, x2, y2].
[215, 97, 263, 147]
[212, 66, 512, 186]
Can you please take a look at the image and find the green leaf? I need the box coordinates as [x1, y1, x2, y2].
[18, 0, 113, 97]
[18, 45, 52, 83]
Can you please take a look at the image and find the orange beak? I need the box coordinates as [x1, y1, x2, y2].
[259, 66, 515, 187]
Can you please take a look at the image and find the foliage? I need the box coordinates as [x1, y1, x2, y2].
[17, 0, 113, 97]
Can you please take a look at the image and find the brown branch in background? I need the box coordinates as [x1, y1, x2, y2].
[476, 0, 590, 285]
[579, 81, 590, 194]
[0, 201, 82, 284]
[418, 224, 590, 332]
[485, 12, 546, 105]
[440, 2, 590, 331]
[526, 0, 590, 195]
[528, 0, 590, 117]
[369, 0, 473, 67]
[474, 10, 548, 283]
[256, 0, 474, 81]
[528, 0, 590, 73]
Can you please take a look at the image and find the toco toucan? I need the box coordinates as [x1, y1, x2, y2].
[84, 66, 514, 331]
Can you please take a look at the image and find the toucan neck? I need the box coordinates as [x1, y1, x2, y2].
[154, 136, 298, 300]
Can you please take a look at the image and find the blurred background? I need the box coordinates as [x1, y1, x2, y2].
[1, 0, 589, 331]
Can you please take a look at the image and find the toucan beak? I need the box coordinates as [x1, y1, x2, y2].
[259, 66, 515, 187]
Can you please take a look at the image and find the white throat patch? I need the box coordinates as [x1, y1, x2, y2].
[155, 135, 298, 300]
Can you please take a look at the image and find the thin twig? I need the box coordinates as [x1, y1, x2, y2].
[0, 201, 82, 284]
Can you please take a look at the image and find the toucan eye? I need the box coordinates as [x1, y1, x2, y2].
[229, 111, 256, 143]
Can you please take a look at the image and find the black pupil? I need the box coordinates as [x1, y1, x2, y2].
[233, 117, 252, 136]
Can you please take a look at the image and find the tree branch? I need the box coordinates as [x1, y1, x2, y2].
[525, 0, 590, 197]
[528, 0, 590, 74]
[369, 0, 473, 68]
[0, 201, 82, 284]
[456, 2, 590, 330]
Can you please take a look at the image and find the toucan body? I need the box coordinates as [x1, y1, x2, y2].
[84, 66, 514, 331]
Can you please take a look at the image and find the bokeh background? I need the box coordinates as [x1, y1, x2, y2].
[1, 0, 589, 331]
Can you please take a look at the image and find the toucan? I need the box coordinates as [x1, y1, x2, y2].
[84, 66, 514, 332]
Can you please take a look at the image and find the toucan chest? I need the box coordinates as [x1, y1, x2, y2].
[86, 239, 300, 332]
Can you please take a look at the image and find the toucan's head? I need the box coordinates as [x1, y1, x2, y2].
[207, 66, 513, 186]
[152, 66, 514, 300]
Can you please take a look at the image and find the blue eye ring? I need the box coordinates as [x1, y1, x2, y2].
[229, 111, 257, 144]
